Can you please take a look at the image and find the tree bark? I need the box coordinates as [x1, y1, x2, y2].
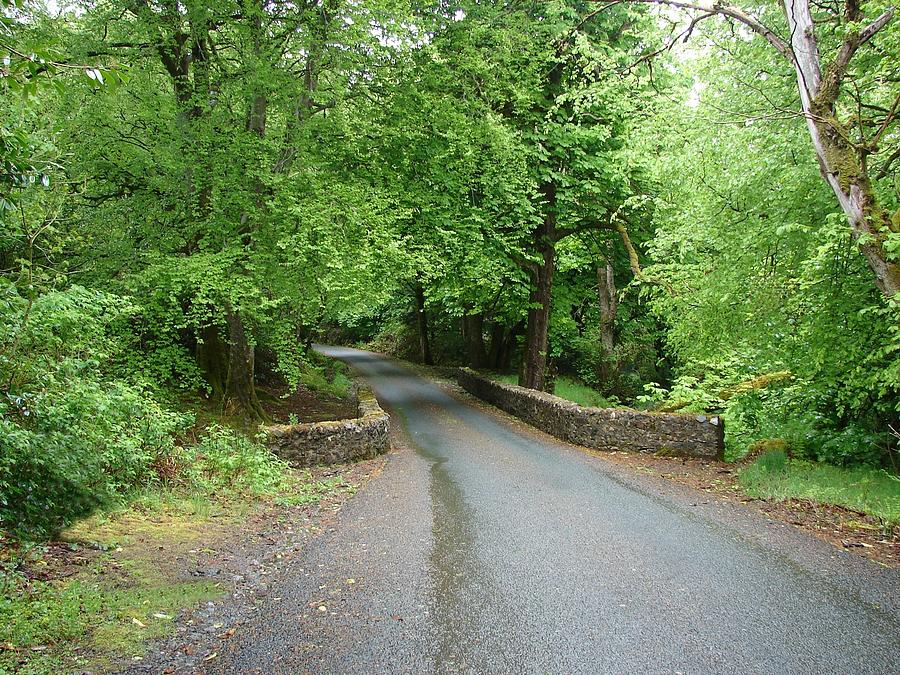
[597, 258, 617, 382]
[520, 183, 557, 390]
[462, 312, 488, 369]
[224, 308, 266, 422]
[196, 323, 227, 399]
[782, 0, 900, 297]
[488, 322, 506, 370]
[414, 282, 433, 365]
[489, 320, 524, 371]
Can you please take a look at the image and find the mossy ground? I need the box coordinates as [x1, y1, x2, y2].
[1, 506, 228, 673]
[0, 468, 362, 674]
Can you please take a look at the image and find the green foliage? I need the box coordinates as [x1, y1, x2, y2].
[636, 22, 900, 467]
[0, 0, 897, 553]
[492, 372, 613, 408]
[552, 377, 616, 409]
[740, 455, 900, 529]
[0, 282, 191, 540]
[184, 425, 288, 496]
[297, 353, 352, 399]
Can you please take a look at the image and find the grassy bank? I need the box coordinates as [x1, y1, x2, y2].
[740, 451, 900, 531]
[490, 373, 613, 408]
[0, 465, 360, 674]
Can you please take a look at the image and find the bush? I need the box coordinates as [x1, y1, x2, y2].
[184, 425, 288, 496]
[0, 283, 190, 540]
[814, 426, 887, 468]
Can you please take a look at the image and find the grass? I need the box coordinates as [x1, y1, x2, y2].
[300, 353, 352, 399]
[0, 463, 358, 673]
[491, 373, 612, 408]
[740, 450, 900, 530]
[0, 576, 221, 674]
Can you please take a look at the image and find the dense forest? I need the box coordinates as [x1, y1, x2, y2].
[2, 0, 899, 540]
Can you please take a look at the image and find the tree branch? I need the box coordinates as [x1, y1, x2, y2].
[832, 8, 894, 76]
[589, 0, 797, 66]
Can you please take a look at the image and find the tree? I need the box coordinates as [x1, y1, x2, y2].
[599, 0, 900, 297]
[54, 0, 405, 420]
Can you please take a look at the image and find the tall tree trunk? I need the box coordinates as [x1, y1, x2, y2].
[414, 282, 433, 365]
[597, 258, 617, 383]
[197, 323, 227, 399]
[488, 322, 506, 370]
[462, 312, 488, 369]
[489, 320, 524, 372]
[520, 187, 557, 390]
[782, 0, 900, 297]
[224, 308, 266, 422]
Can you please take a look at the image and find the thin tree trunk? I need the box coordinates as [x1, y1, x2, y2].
[597, 259, 617, 383]
[488, 322, 506, 370]
[273, 0, 340, 173]
[462, 312, 488, 369]
[414, 283, 433, 365]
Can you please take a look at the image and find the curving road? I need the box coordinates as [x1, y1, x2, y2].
[211, 347, 900, 674]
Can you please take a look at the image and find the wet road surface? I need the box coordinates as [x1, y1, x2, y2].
[211, 347, 900, 674]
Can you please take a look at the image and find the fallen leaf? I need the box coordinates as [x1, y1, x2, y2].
[346, 578, 356, 585]
[131, 618, 146, 628]
[203, 652, 218, 661]
[30, 646, 47, 652]
[153, 613, 172, 620]
[217, 628, 236, 639]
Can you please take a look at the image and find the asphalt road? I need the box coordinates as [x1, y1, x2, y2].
[211, 347, 900, 674]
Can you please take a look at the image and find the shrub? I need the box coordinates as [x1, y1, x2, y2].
[814, 426, 886, 468]
[184, 425, 288, 496]
[0, 283, 190, 540]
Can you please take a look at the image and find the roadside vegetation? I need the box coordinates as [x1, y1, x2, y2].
[489, 373, 615, 409]
[481, 372, 899, 529]
[740, 452, 900, 531]
[1, 0, 899, 651]
[1, 445, 362, 673]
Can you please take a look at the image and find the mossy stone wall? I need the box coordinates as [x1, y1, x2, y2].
[457, 368, 723, 459]
[265, 386, 390, 467]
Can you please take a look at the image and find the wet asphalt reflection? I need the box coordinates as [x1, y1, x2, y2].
[208, 346, 899, 674]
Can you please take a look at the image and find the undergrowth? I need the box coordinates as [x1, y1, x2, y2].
[740, 450, 900, 530]
[0, 456, 357, 673]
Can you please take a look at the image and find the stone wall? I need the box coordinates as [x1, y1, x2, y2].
[457, 368, 723, 459]
[265, 386, 390, 467]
